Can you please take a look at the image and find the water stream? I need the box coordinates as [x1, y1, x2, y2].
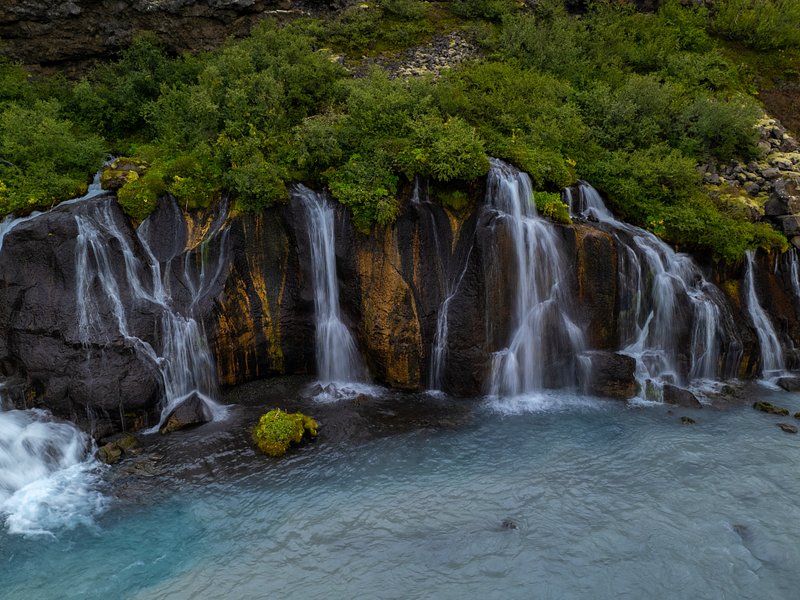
[487, 159, 587, 397]
[295, 185, 365, 385]
[3, 385, 800, 598]
[567, 183, 735, 390]
[744, 250, 785, 378]
[74, 199, 225, 427]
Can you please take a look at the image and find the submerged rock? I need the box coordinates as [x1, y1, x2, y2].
[753, 401, 790, 416]
[680, 416, 696, 425]
[96, 433, 140, 464]
[501, 519, 518, 530]
[159, 393, 212, 435]
[663, 384, 702, 409]
[777, 422, 798, 434]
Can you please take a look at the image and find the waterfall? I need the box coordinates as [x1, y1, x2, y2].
[488, 159, 587, 397]
[0, 174, 110, 535]
[569, 183, 730, 387]
[74, 198, 225, 427]
[744, 250, 785, 377]
[0, 408, 106, 535]
[295, 185, 364, 384]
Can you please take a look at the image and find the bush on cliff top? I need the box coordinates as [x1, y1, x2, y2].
[0, 0, 791, 260]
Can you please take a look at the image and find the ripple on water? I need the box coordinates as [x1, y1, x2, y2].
[3, 388, 800, 599]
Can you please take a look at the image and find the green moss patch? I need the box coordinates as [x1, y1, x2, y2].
[252, 409, 319, 457]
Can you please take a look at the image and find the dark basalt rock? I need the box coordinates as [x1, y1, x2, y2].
[777, 376, 800, 392]
[501, 519, 518, 530]
[96, 432, 140, 464]
[0, 199, 162, 436]
[663, 384, 702, 409]
[777, 422, 798, 434]
[159, 393, 212, 435]
[585, 352, 637, 400]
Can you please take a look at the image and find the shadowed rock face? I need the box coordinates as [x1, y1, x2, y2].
[0, 198, 162, 436]
[0, 0, 340, 73]
[2, 180, 798, 436]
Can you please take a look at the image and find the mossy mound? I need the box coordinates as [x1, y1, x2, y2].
[252, 409, 319, 457]
[753, 401, 789, 416]
[101, 157, 149, 191]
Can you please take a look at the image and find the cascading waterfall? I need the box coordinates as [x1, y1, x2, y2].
[488, 159, 588, 397]
[567, 183, 730, 388]
[0, 174, 108, 535]
[744, 250, 785, 377]
[74, 199, 225, 427]
[295, 185, 365, 384]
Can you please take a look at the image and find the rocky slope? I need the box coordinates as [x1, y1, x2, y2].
[0, 0, 329, 73]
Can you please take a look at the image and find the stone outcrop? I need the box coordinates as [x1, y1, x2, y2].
[0, 197, 163, 437]
[662, 384, 702, 409]
[159, 392, 211, 434]
[3, 169, 800, 437]
[585, 352, 637, 400]
[0, 0, 328, 73]
[700, 117, 800, 246]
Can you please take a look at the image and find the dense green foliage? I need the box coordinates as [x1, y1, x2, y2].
[0, 0, 794, 260]
[252, 409, 318, 457]
[711, 0, 800, 50]
[0, 61, 106, 216]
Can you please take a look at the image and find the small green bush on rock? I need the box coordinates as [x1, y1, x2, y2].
[534, 191, 571, 224]
[252, 409, 319, 457]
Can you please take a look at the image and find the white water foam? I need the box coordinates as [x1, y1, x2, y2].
[0, 409, 106, 536]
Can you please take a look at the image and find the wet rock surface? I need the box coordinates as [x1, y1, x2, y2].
[104, 376, 475, 501]
[585, 352, 637, 400]
[663, 384, 702, 409]
[159, 392, 213, 434]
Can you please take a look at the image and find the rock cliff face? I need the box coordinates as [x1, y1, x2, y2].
[1, 177, 799, 437]
[0, 0, 330, 72]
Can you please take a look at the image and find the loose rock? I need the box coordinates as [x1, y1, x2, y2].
[753, 401, 790, 416]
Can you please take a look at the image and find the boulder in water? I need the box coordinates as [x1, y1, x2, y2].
[777, 422, 798, 434]
[585, 352, 636, 400]
[159, 393, 212, 435]
[680, 416, 696, 425]
[96, 433, 140, 464]
[777, 376, 800, 392]
[663, 384, 702, 409]
[753, 401, 789, 416]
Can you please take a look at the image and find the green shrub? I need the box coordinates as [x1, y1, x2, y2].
[116, 168, 166, 223]
[252, 409, 318, 457]
[712, 0, 800, 50]
[398, 114, 490, 181]
[534, 191, 571, 224]
[450, 0, 518, 21]
[0, 100, 105, 216]
[679, 95, 761, 161]
[328, 153, 400, 232]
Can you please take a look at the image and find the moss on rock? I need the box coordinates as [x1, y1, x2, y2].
[252, 409, 319, 457]
[753, 400, 790, 415]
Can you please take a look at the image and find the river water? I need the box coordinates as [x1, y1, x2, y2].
[2, 382, 799, 600]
